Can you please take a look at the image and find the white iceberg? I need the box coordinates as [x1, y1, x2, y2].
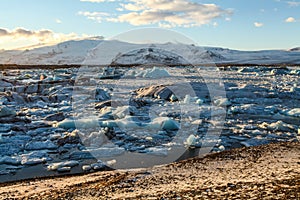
[126, 67, 171, 78]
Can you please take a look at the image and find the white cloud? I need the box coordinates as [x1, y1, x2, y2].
[79, 0, 231, 27]
[78, 11, 110, 23]
[0, 27, 92, 49]
[254, 22, 264, 27]
[0, 28, 53, 39]
[285, 17, 296, 22]
[287, 1, 300, 6]
[56, 19, 62, 24]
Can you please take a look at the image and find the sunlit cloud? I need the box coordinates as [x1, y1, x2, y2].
[79, 0, 232, 27]
[254, 22, 264, 27]
[0, 27, 93, 50]
[285, 17, 296, 22]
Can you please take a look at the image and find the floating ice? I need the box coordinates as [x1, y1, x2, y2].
[182, 95, 203, 105]
[112, 106, 137, 119]
[259, 121, 295, 132]
[0, 156, 21, 165]
[25, 140, 57, 150]
[56, 119, 99, 129]
[35, 100, 48, 108]
[0, 124, 12, 132]
[284, 108, 300, 118]
[84, 147, 125, 158]
[126, 67, 171, 78]
[0, 106, 16, 117]
[21, 151, 51, 165]
[151, 117, 180, 131]
[214, 98, 231, 107]
[183, 95, 191, 104]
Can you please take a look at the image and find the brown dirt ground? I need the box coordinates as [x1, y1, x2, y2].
[0, 141, 299, 200]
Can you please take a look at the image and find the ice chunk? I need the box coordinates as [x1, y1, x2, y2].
[144, 67, 170, 78]
[218, 145, 225, 151]
[284, 108, 300, 118]
[170, 94, 178, 102]
[56, 119, 99, 129]
[129, 67, 171, 78]
[82, 165, 92, 171]
[21, 151, 51, 165]
[259, 121, 295, 132]
[47, 160, 79, 171]
[0, 80, 13, 87]
[0, 106, 16, 117]
[100, 120, 118, 128]
[183, 95, 191, 104]
[57, 167, 71, 173]
[152, 117, 180, 131]
[185, 135, 197, 147]
[196, 98, 204, 105]
[115, 117, 139, 129]
[35, 100, 48, 108]
[25, 141, 57, 150]
[0, 124, 12, 132]
[112, 106, 137, 119]
[0, 156, 21, 165]
[240, 137, 270, 147]
[106, 159, 117, 166]
[214, 98, 231, 107]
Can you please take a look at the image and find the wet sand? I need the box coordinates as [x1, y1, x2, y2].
[0, 141, 299, 199]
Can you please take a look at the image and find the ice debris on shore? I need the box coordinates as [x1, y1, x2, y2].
[0, 66, 300, 180]
[47, 160, 79, 172]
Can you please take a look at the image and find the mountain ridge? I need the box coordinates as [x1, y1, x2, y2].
[0, 38, 299, 65]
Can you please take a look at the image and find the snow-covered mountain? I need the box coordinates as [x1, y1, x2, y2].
[0, 38, 300, 65]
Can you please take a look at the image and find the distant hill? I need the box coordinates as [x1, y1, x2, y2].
[0, 38, 300, 65]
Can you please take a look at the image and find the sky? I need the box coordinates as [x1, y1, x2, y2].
[0, 0, 299, 50]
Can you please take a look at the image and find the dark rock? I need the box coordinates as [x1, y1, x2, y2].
[57, 131, 81, 146]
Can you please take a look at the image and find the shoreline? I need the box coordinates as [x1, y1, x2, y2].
[1, 141, 299, 199]
[1, 64, 299, 70]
